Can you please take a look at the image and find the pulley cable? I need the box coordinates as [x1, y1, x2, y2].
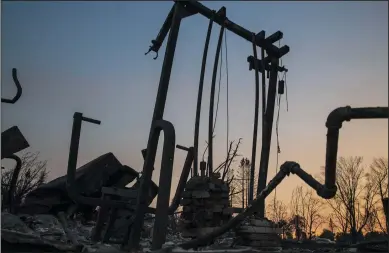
[212, 30, 224, 135]
[207, 20, 226, 175]
[278, 39, 289, 112]
[274, 39, 288, 202]
[285, 72, 289, 112]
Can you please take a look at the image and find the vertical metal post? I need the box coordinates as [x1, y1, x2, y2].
[248, 33, 261, 204]
[127, 3, 183, 250]
[193, 17, 214, 177]
[66, 112, 83, 193]
[242, 171, 245, 209]
[261, 48, 267, 138]
[208, 11, 225, 175]
[256, 57, 279, 217]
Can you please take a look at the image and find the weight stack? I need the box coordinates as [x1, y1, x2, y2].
[235, 218, 282, 251]
[180, 175, 232, 239]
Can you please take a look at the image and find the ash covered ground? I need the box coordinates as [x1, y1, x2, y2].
[2, 212, 378, 253]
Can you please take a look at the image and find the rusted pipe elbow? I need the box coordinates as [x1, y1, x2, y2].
[325, 106, 352, 129]
[282, 161, 338, 200]
[316, 184, 337, 199]
[322, 106, 388, 198]
[323, 106, 352, 194]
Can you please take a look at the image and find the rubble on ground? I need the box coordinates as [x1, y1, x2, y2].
[17, 153, 141, 216]
[2, 211, 384, 253]
[2, 153, 386, 253]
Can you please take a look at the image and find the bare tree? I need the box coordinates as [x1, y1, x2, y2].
[289, 185, 325, 239]
[266, 195, 288, 224]
[266, 195, 291, 239]
[215, 139, 242, 181]
[328, 217, 335, 234]
[305, 189, 325, 239]
[369, 157, 388, 233]
[228, 157, 258, 209]
[289, 214, 306, 240]
[364, 207, 378, 233]
[326, 203, 349, 235]
[211, 139, 246, 208]
[1, 152, 49, 207]
[327, 156, 377, 243]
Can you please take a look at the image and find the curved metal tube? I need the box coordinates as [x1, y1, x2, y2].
[322, 106, 389, 196]
[3, 154, 22, 214]
[127, 4, 183, 250]
[151, 119, 176, 250]
[248, 33, 260, 204]
[2, 68, 23, 104]
[208, 7, 226, 175]
[193, 16, 214, 177]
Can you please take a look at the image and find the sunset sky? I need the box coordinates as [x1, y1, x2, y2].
[2, 1, 388, 206]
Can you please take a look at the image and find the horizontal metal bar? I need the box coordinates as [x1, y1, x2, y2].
[81, 116, 101, 125]
[181, 0, 290, 58]
[266, 31, 283, 44]
[176, 144, 190, 152]
[247, 55, 288, 73]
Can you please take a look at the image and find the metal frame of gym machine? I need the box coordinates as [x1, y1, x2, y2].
[127, 1, 290, 250]
[63, 1, 387, 251]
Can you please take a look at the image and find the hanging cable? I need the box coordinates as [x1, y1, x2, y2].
[278, 39, 289, 112]
[208, 24, 225, 177]
[274, 37, 290, 201]
[193, 16, 214, 177]
[285, 72, 289, 112]
[202, 143, 208, 162]
[208, 18, 226, 176]
[274, 37, 284, 202]
[212, 36, 224, 133]
[274, 71, 286, 202]
[274, 93, 281, 202]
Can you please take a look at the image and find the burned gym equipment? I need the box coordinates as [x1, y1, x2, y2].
[2, 1, 388, 252]
[129, 0, 290, 250]
[126, 1, 388, 251]
[1, 68, 30, 214]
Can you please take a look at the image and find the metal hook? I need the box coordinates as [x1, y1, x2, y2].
[144, 46, 159, 60]
[153, 51, 159, 60]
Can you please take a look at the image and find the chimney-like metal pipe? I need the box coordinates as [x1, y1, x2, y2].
[322, 106, 388, 197]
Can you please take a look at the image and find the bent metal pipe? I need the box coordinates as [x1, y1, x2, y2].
[155, 106, 389, 250]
